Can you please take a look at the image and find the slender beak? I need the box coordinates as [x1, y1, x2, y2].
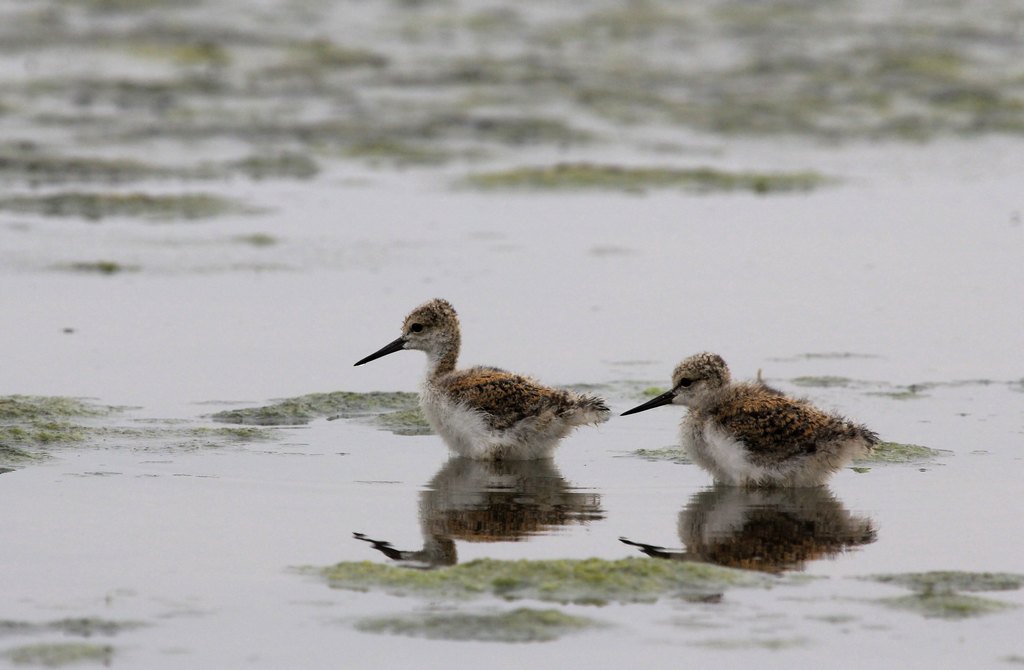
[621, 388, 676, 416]
[354, 336, 407, 366]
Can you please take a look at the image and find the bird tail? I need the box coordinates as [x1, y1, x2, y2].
[571, 393, 611, 425]
[855, 424, 880, 453]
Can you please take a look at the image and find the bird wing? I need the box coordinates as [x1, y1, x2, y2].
[710, 388, 835, 458]
[441, 368, 570, 430]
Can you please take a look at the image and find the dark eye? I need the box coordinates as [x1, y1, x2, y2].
[410, 323, 424, 333]
[678, 378, 693, 388]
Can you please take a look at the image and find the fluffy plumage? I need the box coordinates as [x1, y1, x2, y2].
[355, 299, 610, 460]
[622, 352, 878, 487]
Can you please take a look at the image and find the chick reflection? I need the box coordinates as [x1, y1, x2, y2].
[355, 457, 603, 567]
[621, 486, 875, 574]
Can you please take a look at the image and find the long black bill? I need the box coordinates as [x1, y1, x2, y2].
[354, 336, 407, 366]
[621, 388, 676, 416]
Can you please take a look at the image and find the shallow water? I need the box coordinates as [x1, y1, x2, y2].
[2, 0, 1024, 667]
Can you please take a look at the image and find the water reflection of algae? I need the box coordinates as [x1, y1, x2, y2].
[355, 457, 603, 567]
[622, 485, 876, 574]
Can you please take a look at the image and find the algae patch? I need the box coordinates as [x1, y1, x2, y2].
[165, 425, 280, 450]
[864, 571, 1024, 619]
[233, 233, 279, 247]
[314, 557, 769, 605]
[0, 150, 175, 185]
[0, 395, 281, 468]
[855, 442, 948, 465]
[229, 153, 319, 180]
[789, 376, 855, 388]
[54, 261, 139, 275]
[371, 407, 432, 436]
[629, 446, 691, 464]
[0, 444, 38, 465]
[464, 163, 830, 194]
[0, 193, 252, 220]
[865, 387, 930, 400]
[354, 607, 599, 642]
[690, 637, 809, 651]
[126, 40, 231, 68]
[4, 642, 113, 667]
[867, 572, 1024, 594]
[878, 593, 1016, 620]
[628, 440, 941, 467]
[0, 396, 115, 421]
[345, 140, 455, 166]
[0, 423, 89, 448]
[283, 38, 389, 70]
[211, 391, 422, 432]
[0, 397, 118, 466]
[0, 617, 144, 638]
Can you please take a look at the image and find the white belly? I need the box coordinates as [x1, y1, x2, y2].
[682, 420, 771, 486]
[419, 385, 563, 460]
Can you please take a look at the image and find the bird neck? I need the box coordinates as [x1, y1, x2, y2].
[425, 340, 459, 379]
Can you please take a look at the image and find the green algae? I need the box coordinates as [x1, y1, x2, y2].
[74, 0, 198, 12]
[663, 41, 1024, 140]
[229, 153, 319, 180]
[315, 557, 769, 605]
[0, 193, 251, 221]
[27, 75, 226, 111]
[0, 150, 175, 184]
[630, 446, 691, 464]
[354, 607, 599, 643]
[5, 642, 113, 667]
[55, 261, 139, 275]
[233, 233, 279, 247]
[628, 440, 942, 467]
[554, 2, 692, 41]
[0, 617, 144, 637]
[211, 391, 419, 426]
[177, 426, 278, 444]
[856, 442, 948, 464]
[641, 386, 668, 397]
[807, 613, 859, 625]
[866, 387, 929, 400]
[0, 397, 114, 466]
[345, 140, 454, 166]
[7, 0, 1024, 154]
[790, 376, 855, 388]
[286, 39, 389, 69]
[878, 593, 1016, 619]
[782, 353, 881, 361]
[462, 9, 529, 36]
[127, 41, 230, 68]
[464, 163, 830, 194]
[81, 423, 280, 453]
[371, 407, 432, 436]
[0, 396, 114, 421]
[0, 422, 89, 446]
[423, 115, 590, 146]
[583, 17, 1023, 140]
[561, 379, 662, 401]
[0, 444, 38, 464]
[865, 571, 1024, 619]
[691, 637, 809, 651]
[393, 54, 571, 88]
[866, 571, 1024, 594]
[0, 395, 284, 468]
[874, 47, 966, 82]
